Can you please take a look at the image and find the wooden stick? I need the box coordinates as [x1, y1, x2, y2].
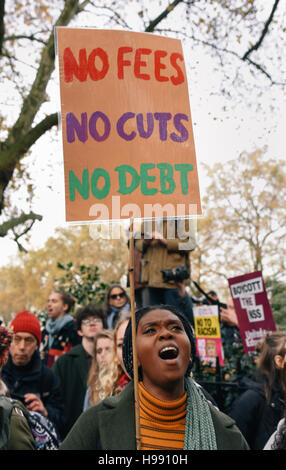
[128, 218, 141, 450]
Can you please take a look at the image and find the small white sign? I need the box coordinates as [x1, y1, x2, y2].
[230, 276, 263, 298]
[240, 295, 255, 309]
[246, 304, 265, 323]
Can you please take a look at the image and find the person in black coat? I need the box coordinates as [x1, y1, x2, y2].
[2, 311, 64, 437]
[230, 331, 286, 449]
[52, 304, 106, 438]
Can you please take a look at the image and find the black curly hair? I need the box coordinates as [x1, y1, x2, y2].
[122, 304, 196, 380]
[75, 303, 107, 330]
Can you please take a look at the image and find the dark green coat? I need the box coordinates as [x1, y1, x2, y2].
[60, 382, 249, 450]
[0, 397, 36, 450]
[52, 343, 90, 438]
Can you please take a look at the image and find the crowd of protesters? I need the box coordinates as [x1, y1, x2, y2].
[1, 282, 285, 451]
[0, 225, 285, 450]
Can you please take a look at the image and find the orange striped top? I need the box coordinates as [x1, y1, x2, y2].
[139, 382, 186, 450]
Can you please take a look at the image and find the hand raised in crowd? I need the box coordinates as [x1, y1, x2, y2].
[24, 393, 48, 417]
[143, 231, 167, 247]
[220, 304, 238, 327]
[175, 280, 186, 298]
[151, 231, 167, 245]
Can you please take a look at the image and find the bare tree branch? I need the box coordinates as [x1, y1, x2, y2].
[0, 0, 4, 56]
[0, 211, 42, 238]
[88, 2, 132, 30]
[242, 0, 281, 60]
[0, 0, 90, 216]
[156, 27, 284, 85]
[5, 0, 85, 147]
[145, 0, 184, 32]
[3, 33, 47, 46]
[0, 113, 58, 172]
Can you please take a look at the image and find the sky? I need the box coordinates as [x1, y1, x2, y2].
[0, 1, 285, 267]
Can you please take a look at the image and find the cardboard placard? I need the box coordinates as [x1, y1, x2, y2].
[56, 28, 201, 222]
[228, 271, 276, 354]
[194, 304, 224, 366]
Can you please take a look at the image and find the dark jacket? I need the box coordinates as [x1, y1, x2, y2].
[60, 381, 249, 450]
[230, 373, 286, 450]
[52, 343, 91, 438]
[2, 350, 65, 436]
[177, 293, 194, 327]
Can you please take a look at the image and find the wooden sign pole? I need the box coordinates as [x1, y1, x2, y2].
[128, 218, 141, 450]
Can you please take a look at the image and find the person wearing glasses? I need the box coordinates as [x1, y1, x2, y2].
[52, 304, 106, 438]
[104, 284, 131, 329]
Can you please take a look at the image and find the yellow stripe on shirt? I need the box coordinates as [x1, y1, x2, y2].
[139, 381, 186, 450]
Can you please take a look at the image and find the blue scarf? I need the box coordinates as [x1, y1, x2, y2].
[45, 314, 74, 348]
[107, 304, 130, 329]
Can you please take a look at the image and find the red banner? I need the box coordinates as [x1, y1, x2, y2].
[228, 271, 276, 354]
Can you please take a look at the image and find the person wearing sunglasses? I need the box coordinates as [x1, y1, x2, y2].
[104, 284, 130, 329]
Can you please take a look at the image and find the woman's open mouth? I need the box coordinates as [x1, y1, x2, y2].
[159, 345, 179, 360]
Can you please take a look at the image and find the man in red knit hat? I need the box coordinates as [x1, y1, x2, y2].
[2, 310, 65, 438]
[9, 310, 41, 366]
[0, 324, 36, 449]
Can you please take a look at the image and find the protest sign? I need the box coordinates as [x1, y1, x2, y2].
[228, 271, 276, 354]
[56, 28, 201, 223]
[193, 304, 224, 366]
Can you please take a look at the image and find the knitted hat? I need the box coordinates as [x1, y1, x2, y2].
[10, 310, 42, 344]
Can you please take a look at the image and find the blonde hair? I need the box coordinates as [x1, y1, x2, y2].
[257, 331, 286, 403]
[87, 318, 131, 406]
[112, 315, 131, 392]
[87, 329, 116, 406]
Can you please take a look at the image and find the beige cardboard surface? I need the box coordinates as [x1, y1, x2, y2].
[56, 28, 201, 222]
